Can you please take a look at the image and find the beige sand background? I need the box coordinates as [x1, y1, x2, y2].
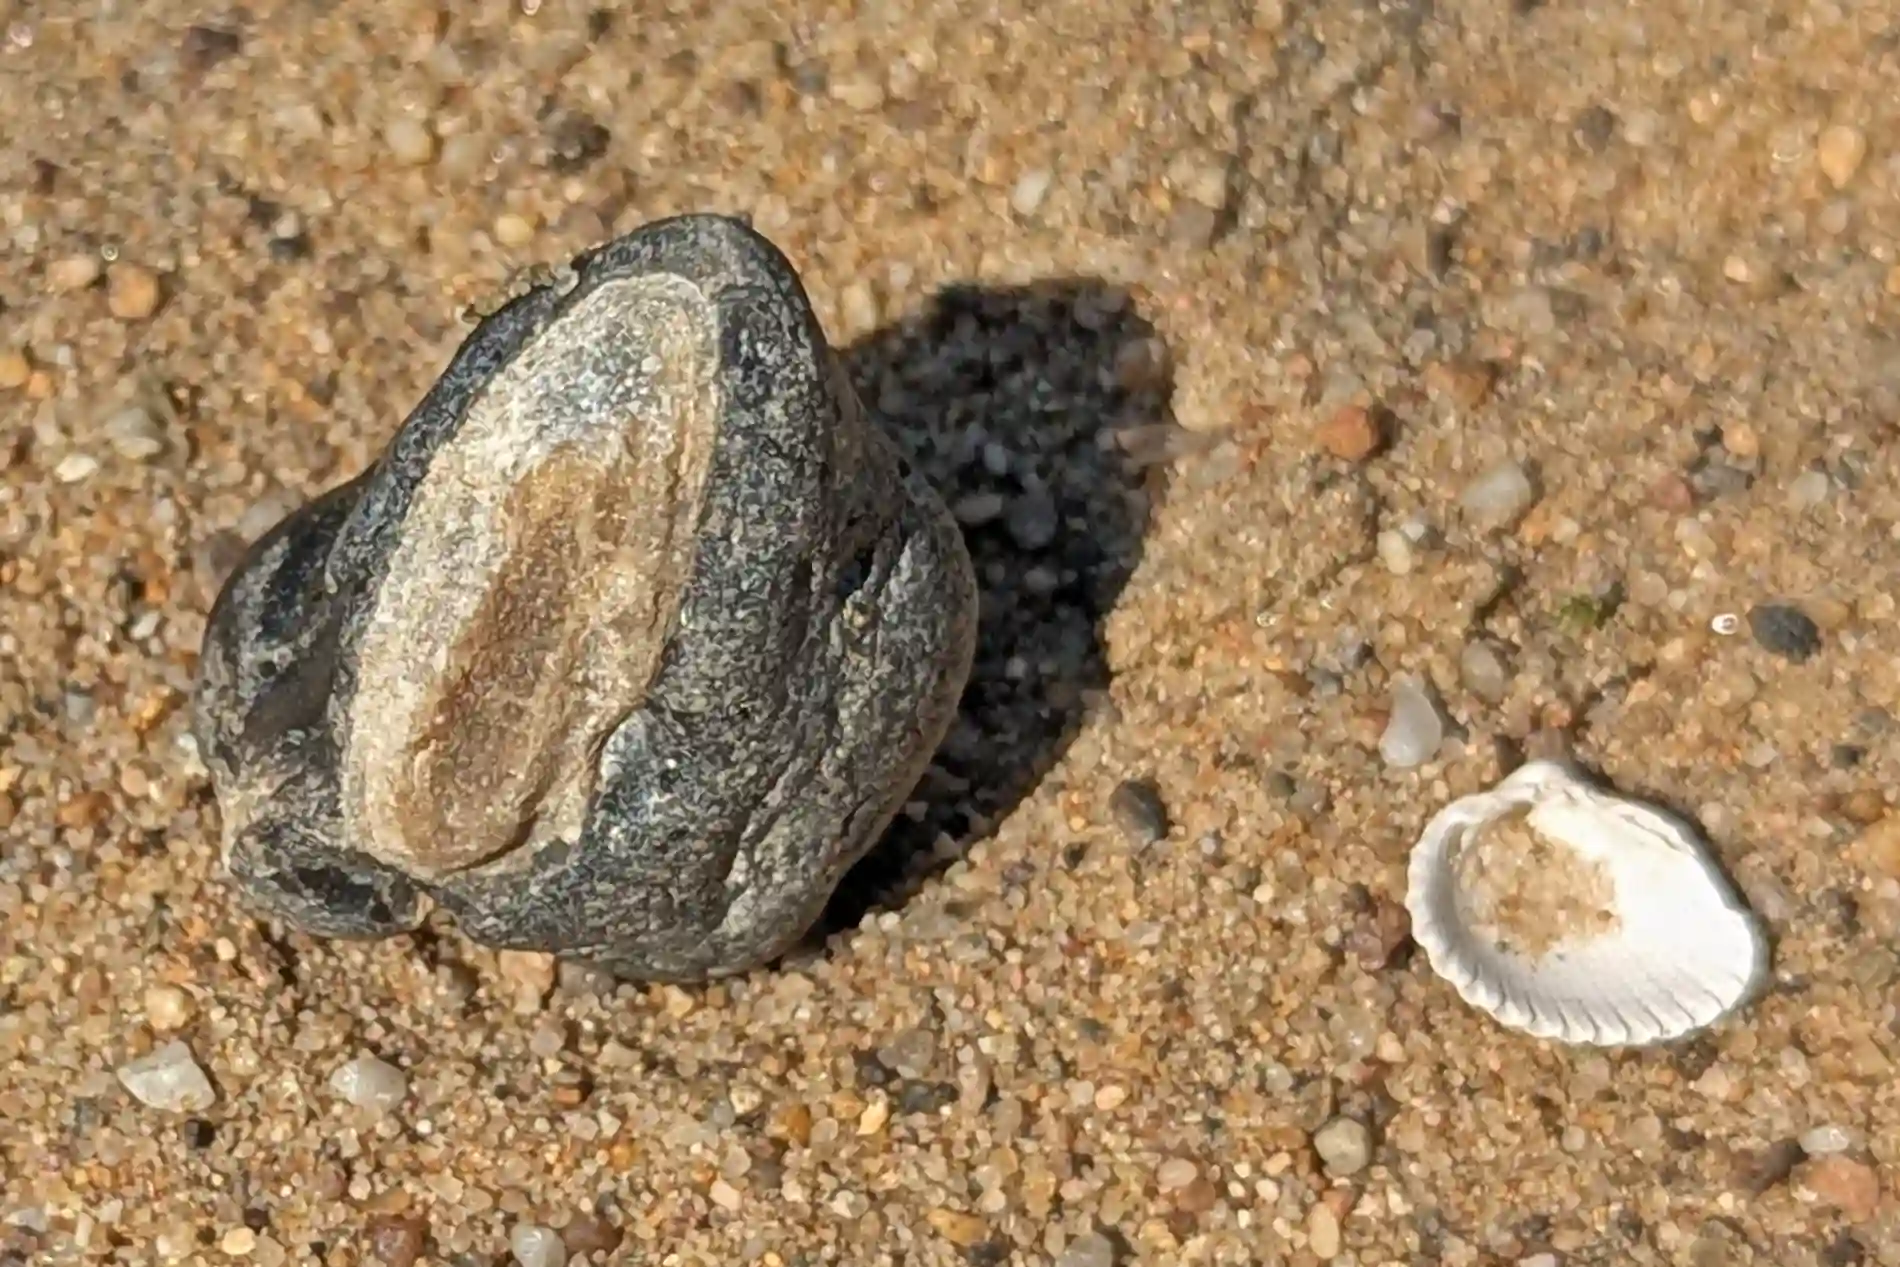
[4, 1, 1900, 1264]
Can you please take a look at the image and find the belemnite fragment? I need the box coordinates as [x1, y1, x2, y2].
[194, 213, 978, 981]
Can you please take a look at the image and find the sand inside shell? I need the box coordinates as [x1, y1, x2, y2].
[1451, 806, 1622, 959]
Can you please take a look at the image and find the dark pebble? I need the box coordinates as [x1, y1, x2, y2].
[897, 1080, 959, 1115]
[180, 25, 242, 75]
[1108, 779, 1169, 846]
[1831, 744, 1865, 770]
[853, 1049, 893, 1088]
[1823, 1232, 1868, 1267]
[1689, 462, 1755, 500]
[1736, 1138, 1805, 1194]
[1572, 104, 1618, 151]
[1747, 603, 1821, 662]
[182, 1118, 216, 1149]
[547, 113, 612, 174]
[1004, 490, 1060, 551]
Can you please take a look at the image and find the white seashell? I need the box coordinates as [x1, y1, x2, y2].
[1405, 760, 1768, 1047]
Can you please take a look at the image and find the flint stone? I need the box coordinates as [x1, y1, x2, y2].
[193, 214, 978, 981]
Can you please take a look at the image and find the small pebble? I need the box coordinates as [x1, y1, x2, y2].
[221, 1227, 258, 1256]
[105, 405, 166, 460]
[0, 349, 29, 389]
[1307, 1202, 1342, 1258]
[117, 1040, 215, 1112]
[877, 1027, 937, 1079]
[1458, 640, 1510, 703]
[1010, 168, 1053, 216]
[510, 1224, 567, 1267]
[708, 1178, 742, 1211]
[143, 984, 193, 1031]
[529, 1020, 568, 1059]
[1155, 1157, 1198, 1192]
[1460, 460, 1537, 527]
[1786, 469, 1831, 510]
[1380, 675, 1445, 769]
[494, 213, 536, 248]
[1794, 1155, 1881, 1222]
[1649, 471, 1696, 512]
[106, 263, 162, 320]
[1376, 528, 1414, 575]
[1314, 404, 1381, 462]
[498, 950, 556, 1013]
[1738, 1138, 1806, 1194]
[1720, 420, 1760, 461]
[329, 1055, 408, 1112]
[1816, 124, 1868, 189]
[856, 1096, 890, 1134]
[54, 453, 101, 484]
[1312, 1115, 1373, 1176]
[1345, 897, 1411, 971]
[1800, 1124, 1855, 1156]
[1005, 490, 1059, 551]
[366, 1216, 428, 1267]
[47, 254, 102, 292]
[953, 491, 1005, 526]
[829, 76, 886, 111]
[384, 118, 435, 166]
[1747, 603, 1821, 662]
[1108, 779, 1170, 845]
[1055, 1231, 1117, 1267]
[925, 1209, 987, 1248]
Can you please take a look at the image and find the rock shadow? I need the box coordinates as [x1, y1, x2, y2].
[817, 279, 1176, 937]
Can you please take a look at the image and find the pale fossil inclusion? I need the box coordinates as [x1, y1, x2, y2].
[194, 214, 978, 981]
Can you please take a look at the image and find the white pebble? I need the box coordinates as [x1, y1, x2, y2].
[1380, 675, 1445, 769]
[1155, 1157, 1198, 1191]
[1459, 460, 1537, 527]
[1800, 1123, 1855, 1156]
[1376, 528, 1414, 575]
[54, 453, 101, 484]
[510, 1224, 566, 1267]
[1010, 168, 1053, 216]
[117, 1040, 216, 1112]
[1313, 1115, 1372, 1176]
[104, 405, 166, 461]
[328, 1055, 408, 1112]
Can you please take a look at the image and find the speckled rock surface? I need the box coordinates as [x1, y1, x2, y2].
[194, 213, 978, 981]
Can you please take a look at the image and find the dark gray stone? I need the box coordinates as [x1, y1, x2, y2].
[193, 213, 978, 981]
[1746, 602, 1821, 664]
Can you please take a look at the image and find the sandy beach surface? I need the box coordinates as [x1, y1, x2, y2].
[4, 1, 1900, 1264]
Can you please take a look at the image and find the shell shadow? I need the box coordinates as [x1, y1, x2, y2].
[815, 279, 1175, 938]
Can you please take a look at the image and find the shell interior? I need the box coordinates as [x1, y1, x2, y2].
[1405, 761, 1768, 1047]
